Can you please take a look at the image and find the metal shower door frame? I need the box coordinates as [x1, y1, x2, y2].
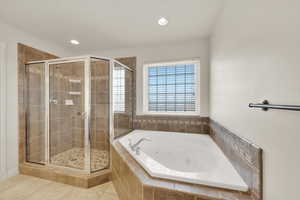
[44, 57, 91, 174]
[25, 55, 132, 173]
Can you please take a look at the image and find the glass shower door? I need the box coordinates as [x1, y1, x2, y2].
[90, 58, 110, 172]
[26, 62, 46, 164]
[48, 61, 87, 170]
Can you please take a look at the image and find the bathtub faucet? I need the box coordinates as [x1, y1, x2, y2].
[128, 138, 151, 152]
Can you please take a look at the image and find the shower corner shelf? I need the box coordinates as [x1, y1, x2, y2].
[69, 79, 81, 83]
[69, 91, 81, 95]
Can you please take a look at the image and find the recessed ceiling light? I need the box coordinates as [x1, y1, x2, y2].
[158, 17, 168, 26]
[70, 40, 80, 45]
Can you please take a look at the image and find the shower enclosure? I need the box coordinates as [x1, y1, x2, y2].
[25, 56, 133, 174]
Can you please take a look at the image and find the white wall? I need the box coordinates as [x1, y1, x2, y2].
[0, 42, 6, 180]
[0, 20, 73, 180]
[91, 40, 210, 116]
[210, 1, 300, 199]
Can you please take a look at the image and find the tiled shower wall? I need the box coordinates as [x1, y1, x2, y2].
[70, 64, 85, 150]
[49, 59, 111, 160]
[18, 43, 58, 165]
[26, 64, 46, 163]
[90, 59, 110, 154]
[20, 45, 111, 168]
[49, 62, 85, 158]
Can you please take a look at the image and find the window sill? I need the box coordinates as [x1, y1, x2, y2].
[139, 111, 201, 116]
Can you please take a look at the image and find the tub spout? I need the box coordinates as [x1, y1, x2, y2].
[129, 138, 151, 152]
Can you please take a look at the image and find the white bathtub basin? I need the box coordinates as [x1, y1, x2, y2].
[118, 130, 248, 192]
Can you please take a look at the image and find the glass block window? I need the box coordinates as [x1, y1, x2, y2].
[113, 67, 125, 112]
[144, 60, 200, 114]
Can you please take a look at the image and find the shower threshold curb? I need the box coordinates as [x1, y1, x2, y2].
[19, 163, 111, 188]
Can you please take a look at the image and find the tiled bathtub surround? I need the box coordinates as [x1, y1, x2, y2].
[111, 141, 254, 200]
[118, 130, 248, 192]
[133, 115, 209, 134]
[209, 120, 263, 200]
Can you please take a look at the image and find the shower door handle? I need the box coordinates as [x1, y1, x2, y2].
[82, 112, 87, 119]
[77, 111, 87, 119]
[49, 99, 58, 104]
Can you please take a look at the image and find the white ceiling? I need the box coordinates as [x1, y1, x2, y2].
[0, 0, 224, 53]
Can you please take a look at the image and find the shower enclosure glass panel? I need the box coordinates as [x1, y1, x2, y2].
[24, 56, 133, 173]
[113, 62, 133, 138]
[49, 61, 86, 170]
[26, 63, 46, 164]
[90, 58, 110, 172]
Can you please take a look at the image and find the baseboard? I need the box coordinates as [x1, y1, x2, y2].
[0, 167, 19, 181]
[7, 167, 19, 178]
[0, 171, 7, 181]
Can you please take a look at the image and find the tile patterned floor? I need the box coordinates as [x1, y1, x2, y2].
[0, 175, 119, 200]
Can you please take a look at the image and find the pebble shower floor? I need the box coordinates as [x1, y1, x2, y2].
[51, 148, 109, 171]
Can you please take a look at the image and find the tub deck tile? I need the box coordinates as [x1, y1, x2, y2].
[111, 141, 254, 200]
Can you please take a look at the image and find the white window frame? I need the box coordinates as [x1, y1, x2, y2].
[113, 65, 126, 113]
[0, 43, 7, 180]
[142, 59, 201, 116]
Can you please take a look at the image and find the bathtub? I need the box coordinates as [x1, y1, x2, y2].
[119, 130, 248, 192]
